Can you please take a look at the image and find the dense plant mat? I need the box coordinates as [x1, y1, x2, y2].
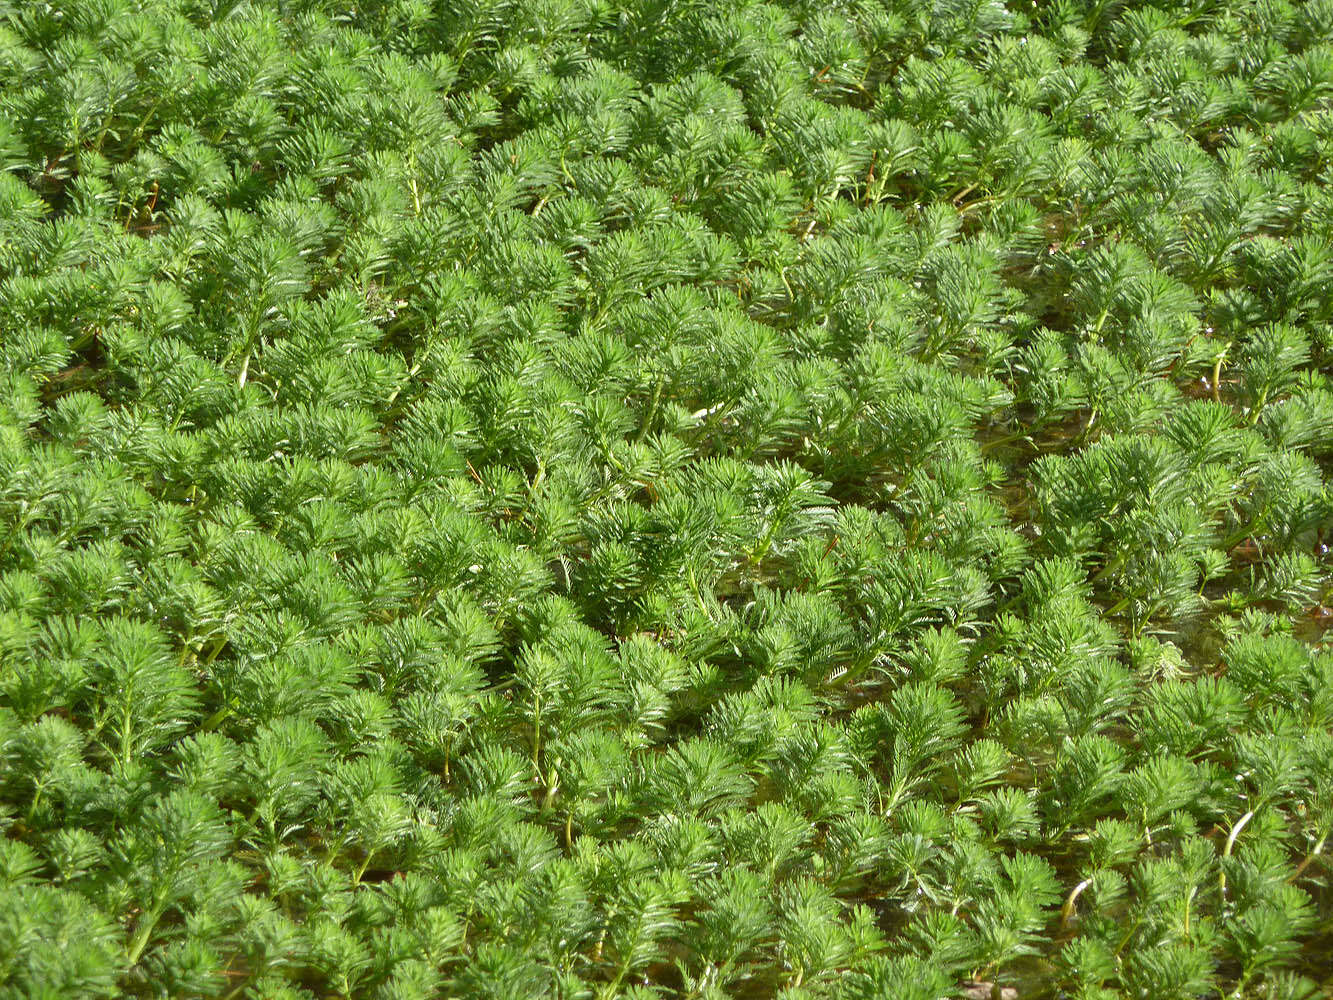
[2, 0, 1333, 997]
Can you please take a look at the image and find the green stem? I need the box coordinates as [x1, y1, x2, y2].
[1219, 809, 1255, 897]
[353, 851, 374, 885]
[1292, 830, 1329, 881]
[1211, 344, 1230, 403]
[531, 692, 542, 776]
[634, 378, 664, 445]
[1060, 876, 1095, 930]
[126, 900, 166, 965]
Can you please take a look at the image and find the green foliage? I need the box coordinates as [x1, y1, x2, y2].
[0, 0, 1331, 997]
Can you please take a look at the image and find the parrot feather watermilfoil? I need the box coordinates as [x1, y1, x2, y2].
[0, 0, 1331, 998]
